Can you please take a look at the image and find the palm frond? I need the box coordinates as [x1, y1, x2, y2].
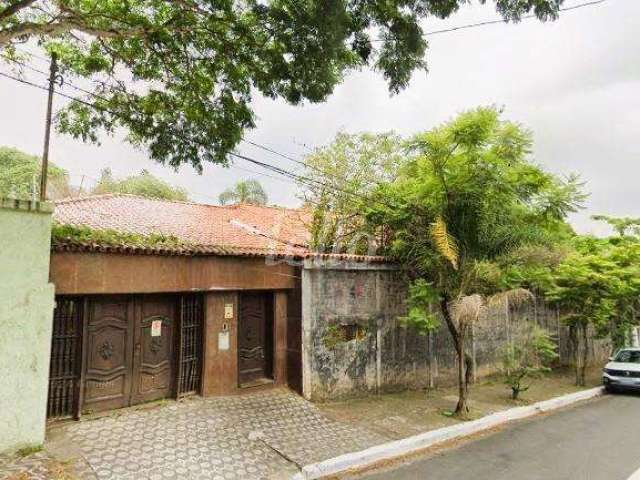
[452, 294, 485, 326]
[430, 216, 459, 270]
[487, 288, 534, 309]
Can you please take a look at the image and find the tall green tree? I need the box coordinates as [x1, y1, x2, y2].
[218, 179, 267, 205]
[545, 234, 640, 385]
[1, 1, 567, 169]
[300, 132, 406, 254]
[0, 145, 70, 199]
[92, 168, 189, 201]
[366, 107, 583, 415]
[592, 214, 640, 237]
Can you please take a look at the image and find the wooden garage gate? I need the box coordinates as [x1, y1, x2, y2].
[47, 293, 204, 419]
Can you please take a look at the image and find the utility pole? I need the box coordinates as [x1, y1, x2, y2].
[40, 52, 60, 202]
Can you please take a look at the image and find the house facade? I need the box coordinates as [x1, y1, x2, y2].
[45, 194, 607, 423]
[47, 194, 390, 419]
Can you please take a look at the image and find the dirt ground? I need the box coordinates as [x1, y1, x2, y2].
[317, 367, 604, 440]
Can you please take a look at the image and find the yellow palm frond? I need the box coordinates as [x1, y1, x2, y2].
[430, 216, 459, 270]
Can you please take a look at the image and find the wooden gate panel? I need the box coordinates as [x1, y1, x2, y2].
[238, 293, 272, 385]
[84, 296, 132, 412]
[131, 296, 176, 404]
[48, 297, 83, 418]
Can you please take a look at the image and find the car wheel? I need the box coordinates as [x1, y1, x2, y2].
[605, 384, 616, 394]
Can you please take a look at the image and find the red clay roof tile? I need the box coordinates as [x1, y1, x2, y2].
[52, 194, 389, 263]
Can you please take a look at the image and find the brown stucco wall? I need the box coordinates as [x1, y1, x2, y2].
[202, 291, 289, 396]
[274, 291, 288, 385]
[50, 252, 298, 294]
[203, 291, 239, 396]
[50, 252, 302, 399]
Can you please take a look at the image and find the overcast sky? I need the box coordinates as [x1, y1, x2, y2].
[0, 0, 637, 235]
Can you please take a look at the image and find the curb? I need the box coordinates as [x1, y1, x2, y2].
[294, 387, 604, 480]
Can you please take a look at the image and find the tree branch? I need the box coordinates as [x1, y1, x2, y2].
[0, 0, 37, 21]
[0, 16, 149, 47]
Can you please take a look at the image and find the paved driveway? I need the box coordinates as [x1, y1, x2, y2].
[1, 389, 386, 480]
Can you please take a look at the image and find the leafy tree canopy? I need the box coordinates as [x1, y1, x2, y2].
[218, 178, 267, 205]
[300, 131, 406, 253]
[92, 167, 189, 201]
[1, 1, 567, 169]
[367, 107, 583, 294]
[363, 106, 584, 413]
[0, 145, 70, 199]
[592, 214, 640, 237]
[546, 234, 640, 348]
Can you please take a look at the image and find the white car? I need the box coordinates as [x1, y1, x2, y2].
[603, 348, 640, 393]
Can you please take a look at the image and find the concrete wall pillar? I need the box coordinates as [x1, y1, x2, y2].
[0, 199, 55, 454]
[274, 291, 287, 386]
[301, 267, 314, 399]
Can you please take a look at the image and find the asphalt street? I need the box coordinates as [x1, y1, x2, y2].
[359, 393, 640, 480]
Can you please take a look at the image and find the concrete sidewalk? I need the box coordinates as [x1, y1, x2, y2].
[0, 390, 386, 480]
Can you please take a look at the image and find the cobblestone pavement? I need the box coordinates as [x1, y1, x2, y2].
[1, 389, 387, 480]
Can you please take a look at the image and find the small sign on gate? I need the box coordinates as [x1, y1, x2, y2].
[218, 331, 230, 351]
[151, 319, 162, 337]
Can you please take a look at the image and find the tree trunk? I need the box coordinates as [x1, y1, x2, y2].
[579, 323, 589, 387]
[440, 295, 470, 416]
[568, 324, 580, 386]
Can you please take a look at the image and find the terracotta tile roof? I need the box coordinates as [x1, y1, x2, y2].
[52, 194, 389, 263]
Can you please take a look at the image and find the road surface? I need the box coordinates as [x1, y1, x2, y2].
[359, 393, 640, 480]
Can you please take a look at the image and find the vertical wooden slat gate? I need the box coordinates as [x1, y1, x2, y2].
[177, 294, 204, 396]
[47, 297, 83, 419]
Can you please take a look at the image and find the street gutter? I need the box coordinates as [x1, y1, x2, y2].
[293, 387, 604, 480]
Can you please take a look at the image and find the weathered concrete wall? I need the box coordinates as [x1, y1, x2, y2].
[301, 260, 426, 401]
[302, 260, 610, 401]
[0, 199, 55, 454]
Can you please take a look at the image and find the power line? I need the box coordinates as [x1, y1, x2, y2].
[0, 65, 390, 207]
[2, 0, 607, 194]
[0, 70, 101, 108]
[2, 52, 337, 186]
[1, 58, 393, 206]
[0, 66, 307, 199]
[241, 138, 384, 188]
[372, 0, 606, 41]
[228, 151, 396, 208]
[424, 0, 606, 35]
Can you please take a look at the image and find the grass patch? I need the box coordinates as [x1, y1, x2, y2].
[16, 445, 43, 457]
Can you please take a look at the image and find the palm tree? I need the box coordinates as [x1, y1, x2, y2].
[218, 179, 268, 205]
[448, 288, 535, 414]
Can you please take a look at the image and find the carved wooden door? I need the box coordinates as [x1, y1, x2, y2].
[83, 295, 177, 413]
[84, 296, 134, 412]
[131, 296, 176, 404]
[238, 293, 272, 385]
